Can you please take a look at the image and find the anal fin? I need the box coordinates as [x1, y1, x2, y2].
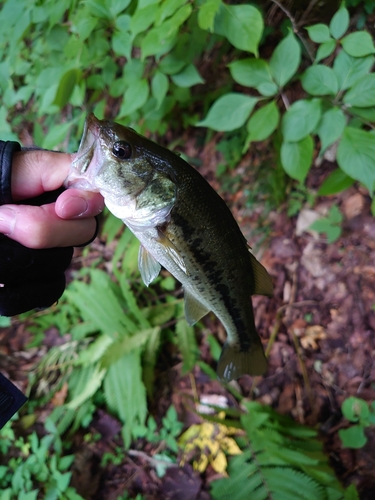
[184, 289, 210, 326]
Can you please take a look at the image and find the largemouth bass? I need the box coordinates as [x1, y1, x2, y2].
[66, 114, 273, 382]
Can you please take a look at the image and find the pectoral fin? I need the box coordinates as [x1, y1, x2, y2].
[138, 245, 161, 286]
[248, 251, 273, 297]
[184, 290, 210, 325]
[157, 230, 187, 275]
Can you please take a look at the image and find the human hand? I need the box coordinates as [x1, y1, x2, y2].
[0, 149, 104, 248]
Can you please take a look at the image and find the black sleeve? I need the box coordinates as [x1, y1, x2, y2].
[0, 140, 74, 317]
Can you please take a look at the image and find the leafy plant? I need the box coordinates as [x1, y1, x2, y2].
[0, 418, 83, 500]
[210, 401, 359, 500]
[339, 396, 375, 449]
[310, 205, 343, 242]
[198, 3, 375, 201]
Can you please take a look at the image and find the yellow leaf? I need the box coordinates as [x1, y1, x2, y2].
[195, 454, 209, 473]
[220, 436, 242, 455]
[211, 450, 228, 474]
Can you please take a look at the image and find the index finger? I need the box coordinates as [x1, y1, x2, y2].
[12, 150, 72, 201]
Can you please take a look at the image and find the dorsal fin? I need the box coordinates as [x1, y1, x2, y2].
[248, 251, 273, 297]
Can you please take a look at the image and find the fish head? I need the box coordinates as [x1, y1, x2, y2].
[66, 114, 176, 225]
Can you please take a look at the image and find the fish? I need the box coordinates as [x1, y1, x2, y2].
[65, 114, 273, 382]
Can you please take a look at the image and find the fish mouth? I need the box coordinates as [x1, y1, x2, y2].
[65, 114, 101, 190]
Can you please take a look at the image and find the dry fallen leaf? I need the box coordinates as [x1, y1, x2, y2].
[300, 325, 327, 350]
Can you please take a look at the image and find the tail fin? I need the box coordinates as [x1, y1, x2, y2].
[217, 340, 267, 382]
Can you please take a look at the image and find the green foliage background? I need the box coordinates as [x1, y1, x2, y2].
[0, 0, 372, 498]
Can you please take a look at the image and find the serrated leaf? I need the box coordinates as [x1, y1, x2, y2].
[301, 65, 338, 96]
[245, 100, 279, 147]
[343, 74, 375, 107]
[337, 126, 375, 194]
[281, 136, 313, 182]
[171, 63, 205, 87]
[341, 31, 375, 57]
[317, 107, 346, 154]
[67, 365, 106, 409]
[196, 93, 258, 131]
[282, 99, 322, 142]
[214, 3, 263, 56]
[333, 51, 374, 91]
[329, 5, 349, 39]
[306, 24, 331, 43]
[318, 168, 355, 195]
[316, 39, 336, 62]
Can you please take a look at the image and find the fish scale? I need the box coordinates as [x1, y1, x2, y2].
[65, 114, 273, 382]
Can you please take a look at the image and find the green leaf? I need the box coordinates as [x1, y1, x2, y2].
[341, 397, 370, 423]
[339, 425, 367, 449]
[282, 99, 322, 142]
[337, 126, 375, 194]
[310, 206, 343, 243]
[171, 64, 205, 87]
[152, 70, 169, 109]
[119, 78, 149, 117]
[329, 5, 349, 39]
[42, 121, 75, 150]
[350, 106, 375, 122]
[306, 23, 331, 43]
[175, 319, 199, 373]
[198, 0, 221, 32]
[301, 65, 338, 96]
[245, 100, 280, 146]
[269, 30, 301, 87]
[112, 30, 132, 59]
[318, 168, 355, 195]
[53, 68, 81, 109]
[316, 39, 336, 62]
[281, 136, 314, 183]
[317, 107, 346, 154]
[341, 31, 375, 57]
[214, 3, 263, 56]
[344, 74, 375, 107]
[67, 365, 107, 410]
[333, 51, 374, 91]
[196, 93, 258, 131]
[130, 3, 159, 38]
[229, 58, 274, 88]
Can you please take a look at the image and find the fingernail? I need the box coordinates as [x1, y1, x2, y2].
[0, 207, 15, 235]
[61, 197, 88, 218]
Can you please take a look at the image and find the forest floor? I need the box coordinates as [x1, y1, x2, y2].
[1, 132, 375, 499]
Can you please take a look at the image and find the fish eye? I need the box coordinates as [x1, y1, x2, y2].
[112, 141, 132, 160]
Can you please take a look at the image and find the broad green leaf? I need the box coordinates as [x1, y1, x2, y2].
[119, 78, 149, 117]
[228, 58, 273, 88]
[281, 136, 314, 182]
[175, 319, 199, 373]
[53, 68, 81, 109]
[112, 30, 132, 59]
[245, 100, 279, 146]
[341, 31, 375, 57]
[282, 99, 322, 142]
[333, 51, 374, 91]
[196, 93, 258, 131]
[214, 3, 263, 56]
[152, 70, 169, 109]
[198, 0, 221, 32]
[171, 63, 205, 87]
[269, 30, 301, 87]
[301, 65, 338, 96]
[310, 206, 343, 243]
[329, 5, 349, 39]
[42, 121, 74, 150]
[350, 106, 375, 122]
[159, 53, 186, 74]
[156, 0, 188, 25]
[130, 4, 159, 38]
[318, 168, 355, 195]
[337, 126, 375, 194]
[316, 39, 336, 62]
[342, 397, 370, 422]
[104, 351, 147, 448]
[339, 426, 367, 449]
[317, 107, 346, 154]
[343, 74, 375, 107]
[306, 23, 331, 43]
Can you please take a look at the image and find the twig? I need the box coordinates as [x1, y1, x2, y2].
[127, 449, 177, 469]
